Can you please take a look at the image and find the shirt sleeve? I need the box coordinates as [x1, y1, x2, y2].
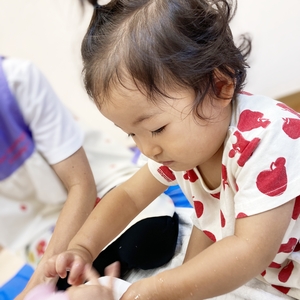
[3, 58, 83, 165]
[147, 158, 178, 186]
[225, 98, 300, 217]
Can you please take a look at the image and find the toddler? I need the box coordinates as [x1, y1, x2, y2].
[43, 0, 300, 299]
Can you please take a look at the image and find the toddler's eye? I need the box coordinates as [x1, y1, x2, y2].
[152, 126, 166, 136]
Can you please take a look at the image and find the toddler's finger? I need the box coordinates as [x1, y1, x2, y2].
[84, 264, 117, 298]
[104, 261, 120, 278]
[84, 264, 101, 285]
[55, 253, 73, 279]
[44, 256, 60, 278]
[67, 261, 86, 285]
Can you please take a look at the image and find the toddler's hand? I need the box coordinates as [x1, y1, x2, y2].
[44, 248, 93, 286]
[67, 281, 115, 300]
[67, 267, 115, 300]
[24, 267, 115, 300]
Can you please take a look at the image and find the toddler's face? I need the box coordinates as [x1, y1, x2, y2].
[100, 82, 231, 173]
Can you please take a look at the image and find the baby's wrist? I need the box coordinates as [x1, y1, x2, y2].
[67, 245, 93, 264]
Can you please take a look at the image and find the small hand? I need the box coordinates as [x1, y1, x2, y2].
[44, 248, 93, 286]
[66, 266, 115, 300]
[104, 261, 121, 278]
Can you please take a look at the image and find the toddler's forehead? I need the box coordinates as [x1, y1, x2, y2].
[100, 77, 148, 103]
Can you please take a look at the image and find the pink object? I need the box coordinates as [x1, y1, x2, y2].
[24, 283, 69, 300]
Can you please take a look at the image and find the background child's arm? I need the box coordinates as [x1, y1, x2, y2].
[44, 164, 168, 285]
[122, 199, 295, 300]
[16, 147, 97, 299]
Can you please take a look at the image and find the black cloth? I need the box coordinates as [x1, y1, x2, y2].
[56, 212, 179, 290]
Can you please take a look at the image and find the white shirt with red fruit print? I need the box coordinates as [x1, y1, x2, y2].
[148, 92, 300, 299]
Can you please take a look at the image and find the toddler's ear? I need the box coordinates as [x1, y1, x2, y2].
[214, 70, 235, 104]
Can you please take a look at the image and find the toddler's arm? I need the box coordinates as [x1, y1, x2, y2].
[121, 199, 295, 299]
[44, 165, 167, 285]
[183, 225, 214, 263]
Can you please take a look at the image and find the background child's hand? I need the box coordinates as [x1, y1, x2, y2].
[44, 248, 93, 286]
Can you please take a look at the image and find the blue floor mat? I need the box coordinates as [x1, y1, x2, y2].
[0, 264, 34, 300]
[164, 185, 192, 208]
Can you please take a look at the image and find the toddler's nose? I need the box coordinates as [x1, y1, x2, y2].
[140, 143, 162, 160]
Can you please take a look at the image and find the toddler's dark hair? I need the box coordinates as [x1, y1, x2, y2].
[81, 0, 251, 116]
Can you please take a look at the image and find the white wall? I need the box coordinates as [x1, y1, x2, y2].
[0, 0, 299, 145]
[230, 0, 300, 98]
[0, 0, 130, 143]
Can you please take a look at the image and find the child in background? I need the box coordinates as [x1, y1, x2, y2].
[43, 0, 300, 299]
[0, 56, 178, 299]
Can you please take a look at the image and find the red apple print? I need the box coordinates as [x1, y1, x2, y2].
[194, 200, 204, 218]
[278, 238, 298, 253]
[294, 242, 300, 252]
[278, 103, 300, 138]
[292, 196, 300, 220]
[158, 166, 176, 182]
[229, 131, 260, 167]
[271, 285, 290, 294]
[256, 157, 287, 197]
[269, 262, 281, 269]
[261, 270, 266, 276]
[220, 210, 226, 227]
[94, 197, 101, 208]
[235, 182, 239, 192]
[221, 164, 228, 190]
[203, 230, 216, 242]
[277, 102, 300, 118]
[236, 212, 248, 218]
[183, 170, 198, 183]
[211, 192, 220, 199]
[282, 118, 300, 139]
[237, 110, 270, 132]
[278, 261, 294, 283]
